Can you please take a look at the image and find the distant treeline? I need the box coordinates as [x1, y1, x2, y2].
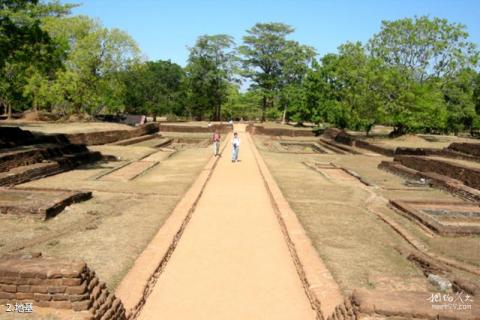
[1, 1, 479, 134]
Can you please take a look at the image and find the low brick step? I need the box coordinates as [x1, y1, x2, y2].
[133, 137, 173, 148]
[0, 162, 62, 186]
[53, 151, 102, 169]
[448, 142, 480, 157]
[0, 151, 101, 187]
[109, 133, 161, 146]
[442, 148, 480, 162]
[318, 138, 360, 154]
[100, 160, 159, 181]
[0, 188, 92, 219]
[0, 143, 92, 172]
[0, 146, 47, 172]
[317, 139, 347, 154]
[0, 126, 37, 149]
[326, 289, 480, 320]
[0, 255, 127, 319]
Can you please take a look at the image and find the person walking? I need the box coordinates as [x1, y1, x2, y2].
[231, 132, 240, 162]
[212, 129, 221, 156]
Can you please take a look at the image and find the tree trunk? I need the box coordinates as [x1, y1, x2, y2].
[261, 94, 267, 122]
[281, 103, 287, 125]
[7, 103, 12, 120]
[389, 124, 407, 138]
[214, 103, 221, 121]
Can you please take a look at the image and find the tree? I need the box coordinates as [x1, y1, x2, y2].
[368, 16, 479, 83]
[442, 69, 478, 134]
[122, 60, 186, 119]
[0, 0, 69, 117]
[240, 22, 294, 121]
[185, 34, 236, 121]
[301, 57, 342, 126]
[299, 43, 385, 133]
[223, 85, 262, 121]
[40, 15, 140, 115]
[368, 16, 478, 135]
[278, 41, 316, 124]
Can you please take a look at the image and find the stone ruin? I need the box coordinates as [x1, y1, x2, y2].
[391, 200, 480, 236]
[0, 188, 92, 219]
[0, 254, 126, 320]
[0, 123, 161, 216]
[246, 124, 317, 137]
[326, 289, 479, 320]
[0, 126, 103, 187]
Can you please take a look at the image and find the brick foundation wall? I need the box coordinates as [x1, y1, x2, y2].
[448, 142, 480, 157]
[322, 128, 343, 140]
[322, 128, 395, 155]
[250, 125, 316, 137]
[0, 255, 126, 320]
[159, 123, 231, 133]
[0, 127, 37, 149]
[354, 140, 395, 156]
[379, 160, 480, 202]
[395, 147, 480, 162]
[59, 123, 159, 146]
[395, 155, 480, 190]
[327, 289, 479, 320]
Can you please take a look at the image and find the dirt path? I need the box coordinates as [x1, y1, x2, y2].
[137, 125, 316, 320]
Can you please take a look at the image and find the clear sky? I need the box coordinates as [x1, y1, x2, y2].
[67, 0, 480, 66]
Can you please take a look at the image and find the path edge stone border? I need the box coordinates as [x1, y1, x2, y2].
[115, 136, 230, 319]
[248, 134, 344, 320]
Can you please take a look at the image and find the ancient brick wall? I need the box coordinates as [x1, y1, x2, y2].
[250, 125, 316, 137]
[325, 296, 358, 320]
[0, 127, 37, 149]
[327, 289, 479, 320]
[323, 129, 394, 155]
[159, 123, 231, 133]
[379, 160, 480, 202]
[354, 140, 395, 156]
[0, 144, 94, 173]
[395, 147, 480, 162]
[448, 142, 480, 157]
[322, 128, 343, 140]
[395, 155, 480, 190]
[0, 255, 126, 320]
[334, 131, 355, 146]
[61, 123, 159, 146]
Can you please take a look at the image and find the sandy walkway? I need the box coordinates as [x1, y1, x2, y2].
[138, 125, 316, 320]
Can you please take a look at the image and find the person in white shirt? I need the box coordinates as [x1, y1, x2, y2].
[231, 132, 240, 162]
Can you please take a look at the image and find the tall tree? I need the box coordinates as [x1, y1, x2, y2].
[368, 16, 478, 83]
[39, 15, 140, 115]
[122, 60, 186, 119]
[240, 22, 294, 121]
[0, 0, 69, 117]
[442, 68, 478, 134]
[185, 34, 236, 121]
[278, 41, 316, 123]
[368, 16, 478, 134]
